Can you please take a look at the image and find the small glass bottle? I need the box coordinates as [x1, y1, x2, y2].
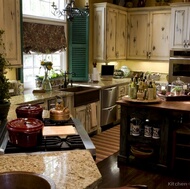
[148, 81, 154, 100]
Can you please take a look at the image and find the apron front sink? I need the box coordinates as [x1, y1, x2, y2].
[59, 86, 100, 107]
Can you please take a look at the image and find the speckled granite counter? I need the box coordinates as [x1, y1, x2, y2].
[8, 79, 131, 120]
[0, 150, 102, 189]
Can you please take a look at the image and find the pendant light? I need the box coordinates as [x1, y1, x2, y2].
[51, 0, 89, 21]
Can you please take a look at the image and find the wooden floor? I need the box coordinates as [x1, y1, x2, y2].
[96, 152, 190, 189]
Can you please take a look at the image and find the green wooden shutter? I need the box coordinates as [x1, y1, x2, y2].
[68, 16, 89, 81]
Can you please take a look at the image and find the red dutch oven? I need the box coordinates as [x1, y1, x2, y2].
[16, 104, 43, 120]
[7, 118, 44, 148]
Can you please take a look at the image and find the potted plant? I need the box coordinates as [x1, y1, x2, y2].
[0, 29, 11, 121]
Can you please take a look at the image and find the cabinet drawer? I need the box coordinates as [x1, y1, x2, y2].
[101, 86, 117, 108]
[101, 105, 116, 126]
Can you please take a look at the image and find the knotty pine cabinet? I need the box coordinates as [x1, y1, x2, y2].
[0, 0, 22, 67]
[74, 101, 100, 134]
[127, 7, 171, 61]
[170, 3, 190, 49]
[93, 3, 127, 61]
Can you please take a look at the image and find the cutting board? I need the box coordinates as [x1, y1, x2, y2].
[43, 125, 78, 137]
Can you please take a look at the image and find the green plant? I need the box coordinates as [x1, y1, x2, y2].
[0, 29, 11, 103]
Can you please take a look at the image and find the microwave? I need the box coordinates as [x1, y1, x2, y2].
[169, 50, 190, 83]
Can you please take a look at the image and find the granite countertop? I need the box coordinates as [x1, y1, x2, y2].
[0, 150, 102, 189]
[8, 79, 131, 120]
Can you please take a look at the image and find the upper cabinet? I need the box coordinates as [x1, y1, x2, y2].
[0, 0, 22, 67]
[127, 8, 171, 61]
[93, 3, 127, 62]
[170, 3, 190, 49]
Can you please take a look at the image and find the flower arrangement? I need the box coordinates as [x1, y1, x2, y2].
[40, 60, 53, 91]
[40, 60, 53, 71]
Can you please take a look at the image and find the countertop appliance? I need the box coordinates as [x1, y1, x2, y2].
[101, 65, 114, 80]
[169, 50, 190, 83]
[0, 118, 96, 159]
[101, 86, 117, 126]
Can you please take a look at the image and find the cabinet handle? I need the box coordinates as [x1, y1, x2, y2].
[147, 52, 151, 59]
[187, 40, 190, 48]
[116, 52, 119, 57]
[183, 40, 187, 48]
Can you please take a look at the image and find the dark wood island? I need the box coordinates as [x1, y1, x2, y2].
[116, 99, 190, 171]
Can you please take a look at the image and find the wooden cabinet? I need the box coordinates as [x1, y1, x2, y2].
[172, 124, 190, 170]
[94, 3, 127, 61]
[127, 8, 171, 61]
[116, 84, 127, 121]
[170, 4, 190, 49]
[0, 0, 22, 67]
[74, 101, 100, 134]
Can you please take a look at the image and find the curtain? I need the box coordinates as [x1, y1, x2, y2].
[23, 22, 67, 54]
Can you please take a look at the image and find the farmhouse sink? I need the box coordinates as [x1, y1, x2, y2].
[59, 86, 100, 107]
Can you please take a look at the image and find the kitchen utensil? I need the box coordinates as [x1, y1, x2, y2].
[42, 125, 78, 137]
[16, 104, 43, 120]
[121, 66, 130, 77]
[7, 118, 44, 148]
[50, 98, 70, 121]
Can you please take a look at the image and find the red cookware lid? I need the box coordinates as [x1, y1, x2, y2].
[7, 118, 44, 132]
[16, 104, 43, 113]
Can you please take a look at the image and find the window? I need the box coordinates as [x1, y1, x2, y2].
[22, 0, 67, 90]
[22, 0, 66, 21]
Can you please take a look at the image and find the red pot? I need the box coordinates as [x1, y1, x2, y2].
[7, 118, 44, 148]
[16, 104, 43, 120]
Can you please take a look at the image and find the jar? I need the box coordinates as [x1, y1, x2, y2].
[16, 104, 43, 120]
[152, 123, 160, 139]
[130, 117, 142, 136]
[144, 119, 152, 137]
[7, 118, 44, 147]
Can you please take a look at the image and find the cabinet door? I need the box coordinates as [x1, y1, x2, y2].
[150, 10, 171, 60]
[86, 103, 99, 134]
[116, 10, 127, 59]
[170, 7, 189, 49]
[94, 3, 127, 61]
[127, 11, 150, 59]
[106, 8, 117, 60]
[75, 105, 88, 131]
[0, 0, 21, 67]
[94, 6, 106, 61]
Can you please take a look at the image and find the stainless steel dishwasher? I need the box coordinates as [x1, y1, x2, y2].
[101, 86, 117, 126]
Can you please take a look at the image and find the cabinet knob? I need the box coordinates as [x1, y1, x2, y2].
[147, 52, 151, 59]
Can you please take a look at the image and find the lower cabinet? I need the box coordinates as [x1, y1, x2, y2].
[74, 101, 100, 134]
[172, 124, 190, 171]
[116, 84, 128, 121]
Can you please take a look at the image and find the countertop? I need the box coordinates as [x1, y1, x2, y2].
[117, 98, 190, 112]
[8, 78, 131, 120]
[0, 150, 102, 189]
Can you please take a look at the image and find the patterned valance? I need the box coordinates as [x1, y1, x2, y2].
[23, 22, 67, 54]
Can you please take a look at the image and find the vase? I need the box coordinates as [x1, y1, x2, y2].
[42, 71, 52, 91]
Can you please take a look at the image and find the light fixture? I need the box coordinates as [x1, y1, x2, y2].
[51, 0, 89, 21]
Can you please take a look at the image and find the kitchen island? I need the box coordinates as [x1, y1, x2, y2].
[0, 150, 102, 189]
[116, 98, 190, 170]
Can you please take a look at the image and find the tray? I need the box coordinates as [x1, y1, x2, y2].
[122, 96, 162, 104]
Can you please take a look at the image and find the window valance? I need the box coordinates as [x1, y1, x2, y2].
[23, 22, 67, 54]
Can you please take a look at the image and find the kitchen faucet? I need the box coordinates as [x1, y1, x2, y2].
[63, 71, 75, 88]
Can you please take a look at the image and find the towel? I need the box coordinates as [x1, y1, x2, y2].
[90, 102, 97, 127]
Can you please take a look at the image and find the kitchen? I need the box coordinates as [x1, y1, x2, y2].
[1, 0, 190, 188]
